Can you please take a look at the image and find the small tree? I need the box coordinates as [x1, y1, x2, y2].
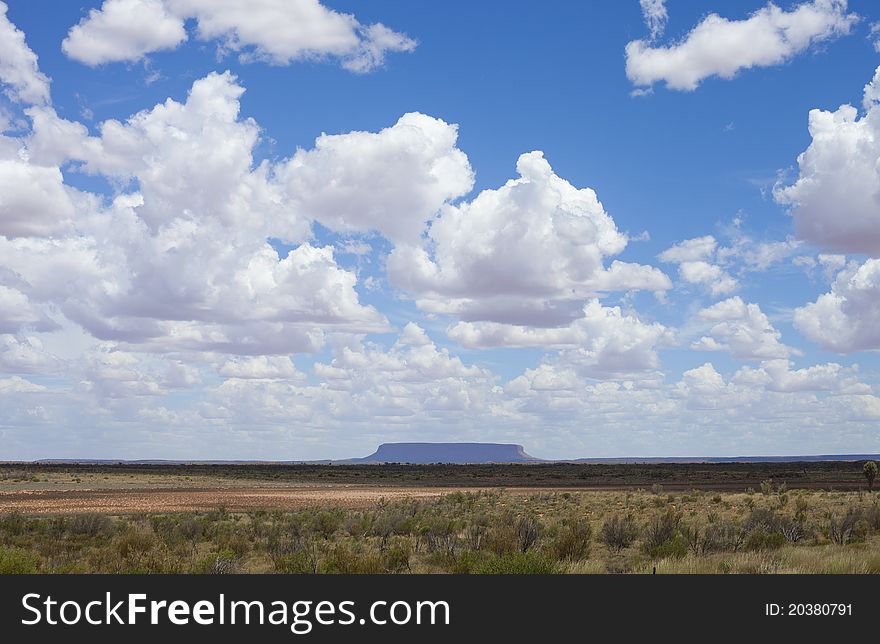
[864, 461, 878, 490]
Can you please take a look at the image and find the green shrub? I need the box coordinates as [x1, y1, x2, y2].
[646, 534, 688, 559]
[826, 508, 863, 545]
[116, 530, 155, 561]
[744, 508, 782, 533]
[312, 511, 342, 540]
[866, 502, 880, 530]
[744, 530, 786, 551]
[275, 551, 316, 574]
[485, 523, 517, 555]
[320, 545, 384, 574]
[196, 549, 239, 574]
[381, 542, 411, 574]
[421, 517, 458, 554]
[550, 517, 591, 561]
[217, 533, 250, 558]
[464, 523, 488, 550]
[643, 508, 682, 553]
[475, 552, 558, 574]
[449, 550, 482, 574]
[70, 513, 113, 537]
[515, 515, 541, 553]
[0, 546, 39, 574]
[599, 514, 639, 551]
[0, 512, 27, 536]
[864, 461, 878, 490]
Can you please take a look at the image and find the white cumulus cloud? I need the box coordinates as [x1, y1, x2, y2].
[5, 72, 388, 355]
[626, 0, 858, 92]
[388, 151, 670, 327]
[62, 0, 416, 72]
[277, 113, 473, 245]
[449, 299, 674, 376]
[62, 0, 187, 66]
[0, 159, 76, 238]
[0, 2, 50, 105]
[775, 65, 880, 254]
[691, 296, 795, 360]
[794, 257, 880, 352]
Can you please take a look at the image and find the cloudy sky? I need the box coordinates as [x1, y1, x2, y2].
[1, 0, 879, 460]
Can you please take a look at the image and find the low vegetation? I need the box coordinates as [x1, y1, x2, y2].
[2, 487, 880, 574]
[0, 460, 871, 491]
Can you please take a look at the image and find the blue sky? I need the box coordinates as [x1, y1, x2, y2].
[1, 0, 879, 460]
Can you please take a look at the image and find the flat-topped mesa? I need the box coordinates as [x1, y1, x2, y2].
[354, 442, 541, 464]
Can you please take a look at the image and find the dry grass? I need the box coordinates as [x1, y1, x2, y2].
[1, 487, 878, 574]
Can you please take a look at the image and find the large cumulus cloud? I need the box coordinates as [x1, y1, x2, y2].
[62, 0, 415, 72]
[388, 151, 671, 327]
[626, 0, 857, 92]
[775, 66, 880, 255]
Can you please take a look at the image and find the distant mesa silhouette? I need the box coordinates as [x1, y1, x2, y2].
[350, 442, 541, 464]
[29, 446, 880, 465]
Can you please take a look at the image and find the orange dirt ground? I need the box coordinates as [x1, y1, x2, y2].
[0, 479, 867, 515]
[0, 486, 568, 514]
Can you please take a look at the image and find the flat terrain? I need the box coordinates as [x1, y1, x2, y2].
[2, 460, 870, 487]
[0, 462, 878, 574]
[0, 486, 557, 514]
[0, 461, 871, 515]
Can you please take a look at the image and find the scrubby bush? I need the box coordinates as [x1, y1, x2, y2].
[484, 523, 517, 556]
[865, 461, 878, 490]
[549, 516, 591, 561]
[648, 535, 688, 559]
[274, 551, 315, 574]
[464, 522, 487, 551]
[312, 511, 342, 540]
[321, 545, 383, 574]
[116, 530, 155, 564]
[422, 517, 458, 554]
[198, 549, 239, 574]
[599, 514, 638, 552]
[704, 520, 747, 552]
[744, 508, 782, 534]
[683, 525, 708, 555]
[826, 508, 862, 545]
[70, 513, 113, 537]
[149, 516, 182, 548]
[0, 545, 39, 573]
[744, 530, 786, 551]
[448, 550, 482, 574]
[178, 516, 204, 558]
[794, 495, 809, 521]
[476, 552, 557, 574]
[1, 484, 878, 575]
[643, 508, 682, 556]
[866, 501, 880, 531]
[382, 542, 411, 574]
[780, 518, 806, 543]
[515, 515, 540, 553]
[0, 512, 27, 536]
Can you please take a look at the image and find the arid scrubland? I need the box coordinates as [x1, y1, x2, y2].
[2, 485, 879, 574]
